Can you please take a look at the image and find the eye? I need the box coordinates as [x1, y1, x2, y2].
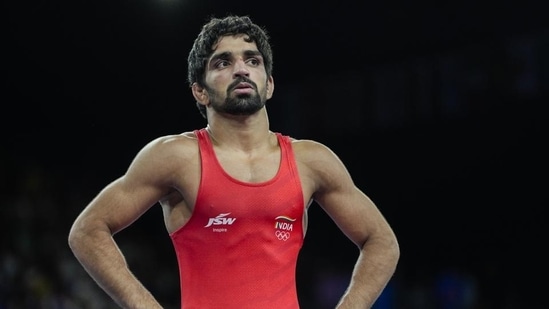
[246, 58, 260, 66]
[215, 60, 230, 69]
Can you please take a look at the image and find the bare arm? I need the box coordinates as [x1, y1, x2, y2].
[330, 190, 399, 309]
[68, 136, 189, 308]
[297, 140, 400, 308]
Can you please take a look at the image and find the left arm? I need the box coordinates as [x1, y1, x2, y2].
[328, 189, 399, 308]
[296, 140, 400, 308]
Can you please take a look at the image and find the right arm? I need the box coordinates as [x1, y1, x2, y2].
[68, 135, 191, 308]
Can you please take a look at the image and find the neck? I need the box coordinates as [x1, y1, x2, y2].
[205, 112, 272, 152]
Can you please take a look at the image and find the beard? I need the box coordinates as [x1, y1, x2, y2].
[207, 78, 267, 116]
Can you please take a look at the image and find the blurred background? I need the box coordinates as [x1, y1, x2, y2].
[3, 0, 548, 308]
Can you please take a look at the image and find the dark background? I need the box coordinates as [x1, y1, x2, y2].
[3, 0, 548, 308]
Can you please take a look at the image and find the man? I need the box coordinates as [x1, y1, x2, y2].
[68, 15, 399, 308]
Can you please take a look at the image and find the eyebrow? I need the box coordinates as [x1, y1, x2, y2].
[210, 50, 263, 64]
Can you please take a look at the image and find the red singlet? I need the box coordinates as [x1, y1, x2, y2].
[169, 128, 305, 309]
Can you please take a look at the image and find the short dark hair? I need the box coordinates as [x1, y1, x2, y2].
[187, 15, 274, 119]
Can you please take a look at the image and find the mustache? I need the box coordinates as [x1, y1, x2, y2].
[228, 77, 257, 92]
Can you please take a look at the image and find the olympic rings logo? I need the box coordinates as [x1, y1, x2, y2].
[275, 230, 290, 241]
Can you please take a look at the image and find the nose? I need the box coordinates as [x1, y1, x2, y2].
[233, 59, 250, 78]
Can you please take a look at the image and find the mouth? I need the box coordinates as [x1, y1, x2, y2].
[231, 82, 254, 95]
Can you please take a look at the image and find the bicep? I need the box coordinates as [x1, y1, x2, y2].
[316, 186, 388, 248]
[304, 143, 390, 248]
[81, 176, 162, 234]
[75, 138, 179, 235]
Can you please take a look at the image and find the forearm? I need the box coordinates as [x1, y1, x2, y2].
[69, 228, 163, 308]
[335, 237, 400, 308]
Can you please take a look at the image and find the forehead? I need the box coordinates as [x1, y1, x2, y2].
[211, 34, 259, 55]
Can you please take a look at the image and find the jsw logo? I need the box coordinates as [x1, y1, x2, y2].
[205, 213, 236, 227]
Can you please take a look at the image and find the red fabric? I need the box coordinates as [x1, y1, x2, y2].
[170, 128, 304, 309]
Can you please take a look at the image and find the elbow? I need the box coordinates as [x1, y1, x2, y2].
[384, 232, 400, 273]
[361, 231, 400, 267]
[67, 217, 99, 254]
[67, 221, 84, 253]
[390, 236, 400, 265]
[68, 216, 113, 255]
[383, 230, 400, 261]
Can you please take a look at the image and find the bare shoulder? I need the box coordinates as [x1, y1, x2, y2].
[140, 131, 198, 158]
[127, 131, 200, 178]
[289, 138, 352, 191]
[290, 138, 342, 167]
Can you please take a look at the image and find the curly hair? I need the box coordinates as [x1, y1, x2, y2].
[187, 15, 274, 119]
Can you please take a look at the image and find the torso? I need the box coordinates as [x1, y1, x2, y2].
[207, 131, 281, 183]
[168, 128, 306, 308]
[158, 130, 315, 234]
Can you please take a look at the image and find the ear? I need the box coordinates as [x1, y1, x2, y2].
[192, 83, 209, 105]
[266, 75, 274, 99]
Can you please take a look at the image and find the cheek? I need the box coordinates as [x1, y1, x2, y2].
[207, 73, 228, 87]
